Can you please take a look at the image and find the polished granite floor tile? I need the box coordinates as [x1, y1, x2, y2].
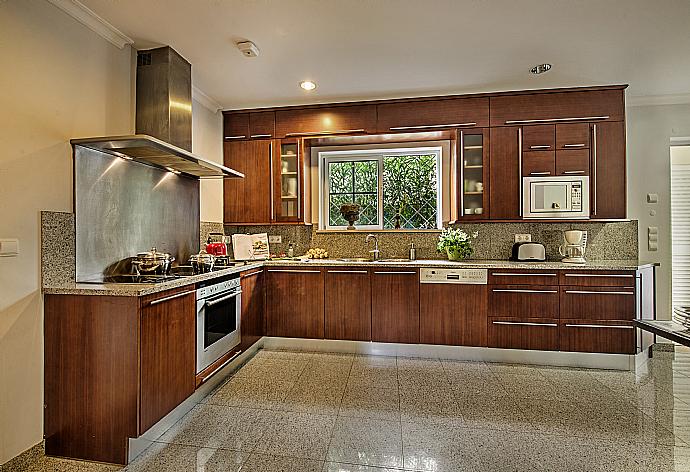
[204, 374, 295, 410]
[323, 463, 406, 472]
[399, 384, 462, 425]
[240, 453, 323, 472]
[122, 443, 246, 472]
[327, 416, 404, 469]
[339, 384, 400, 421]
[254, 411, 337, 460]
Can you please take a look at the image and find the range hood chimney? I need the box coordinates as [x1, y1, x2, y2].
[136, 46, 192, 151]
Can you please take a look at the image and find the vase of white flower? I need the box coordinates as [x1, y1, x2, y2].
[437, 227, 477, 261]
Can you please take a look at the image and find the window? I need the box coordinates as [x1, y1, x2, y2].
[320, 147, 442, 230]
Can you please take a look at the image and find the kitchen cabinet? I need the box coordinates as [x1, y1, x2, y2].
[371, 269, 420, 343]
[376, 97, 489, 133]
[489, 285, 560, 319]
[457, 128, 490, 220]
[420, 283, 487, 346]
[272, 139, 310, 222]
[275, 104, 376, 138]
[240, 268, 266, 351]
[223, 139, 272, 224]
[266, 268, 325, 338]
[559, 320, 635, 354]
[223, 111, 276, 140]
[249, 111, 275, 138]
[224, 112, 249, 140]
[489, 270, 560, 285]
[556, 149, 590, 176]
[488, 317, 560, 350]
[522, 125, 555, 151]
[489, 126, 521, 219]
[592, 121, 626, 219]
[560, 286, 636, 321]
[522, 150, 555, 177]
[556, 123, 590, 150]
[325, 268, 372, 341]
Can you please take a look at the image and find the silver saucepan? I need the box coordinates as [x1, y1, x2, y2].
[132, 247, 175, 275]
[189, 250, 216, 274]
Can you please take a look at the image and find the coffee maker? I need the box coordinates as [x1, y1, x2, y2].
[559, 230, 588, 264]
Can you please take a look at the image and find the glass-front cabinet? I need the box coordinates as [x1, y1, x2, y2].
[272, 138, 302, 222]
[457, 128, 489, 220]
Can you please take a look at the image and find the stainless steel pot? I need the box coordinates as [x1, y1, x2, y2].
[189, 251, 216, 274]
[132, 247, 175, 275]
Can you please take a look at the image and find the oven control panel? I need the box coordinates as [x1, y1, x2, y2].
[197, 277, 240, 298]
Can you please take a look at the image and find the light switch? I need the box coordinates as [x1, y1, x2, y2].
[0, 239, 19, 257]
[647, 193, 659, 204]
[269, 235, 282, 244]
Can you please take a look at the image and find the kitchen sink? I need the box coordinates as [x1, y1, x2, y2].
[377, 258, 412, 262]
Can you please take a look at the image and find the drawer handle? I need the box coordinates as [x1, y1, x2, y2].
[565, 290, 635, 295]
[529, 172, 551, 176]
[529, 145, 551, 150]
[492, 321, 558, 327]
[564, 324, 634, 329]
[241, 270, 263, 279]
[390, 122, 477, 131]
[564, 274, 634, 278]
[563, 143, 586, 148]
[149, 289, 195, 306]
[225, 135, 246, 140]
[285, 129, 365, 137]
[267, 269, 321, 273]
[505, 116, 610, 125]
[374, 271, 416, 275]
[562, 170, 586, 174]
[328, 270, 368, 274]
[492, 289, 558, 294]
[250, 134, 272, 138]
[491, 273, 557, 277]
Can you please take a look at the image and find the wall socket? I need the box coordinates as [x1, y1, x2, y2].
[268, 235, 282, 244]
[514, 234, 532, 243]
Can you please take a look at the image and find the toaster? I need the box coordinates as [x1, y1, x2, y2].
[510, 242, 546, 262]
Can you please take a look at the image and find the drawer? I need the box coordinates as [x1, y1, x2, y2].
[488, 318, 559, 350]
[489, 285, 559, 318]
[559, 271, 637, 287]
[139, 285, 196, 308]
[522, 125, 555, 150]
[376, 97, 489, 132]
[522, 150, 555, 177]
[556, 123, 590, 149]
[560, 286, 636, 320]
[489, 270, 559, 286]
[556, 149, 590, 176]
[559, 320, 635, 354]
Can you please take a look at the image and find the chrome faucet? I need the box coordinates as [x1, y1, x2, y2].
[366, 234, 380, 261]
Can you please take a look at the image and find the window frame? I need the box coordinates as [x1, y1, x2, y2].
[319, 146, 442, 230]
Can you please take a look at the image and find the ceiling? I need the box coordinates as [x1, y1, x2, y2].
[80, 0, 690, 110]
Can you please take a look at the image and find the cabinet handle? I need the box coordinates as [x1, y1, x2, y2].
[459, 130, 465, 216]
[529, 145, 551, 150]
[285, 129, 365, 137]
[374, 271, 416, 275]
[563, 143, 586, 148]
[206, 290, 241, 307]
[267, 269, 321, 273]
[492, 321, 558, 327]
[592, 123, 597, 216]
[201, 350, 242, 383]
[564, 324, 633, 329]
[562, 170, 586, 174]
[250, 134, 272, 138]
[518, 128, 523, 217]
[564, 290, 635, 296]
[506, 116, 610, 125]
[269, 141, 275, 220]
[389, 122, 477, 131]
[491, 273, 557, 277]
[241, 270, 263, 279]
[328, 270, 368, 274]
[148, 289, 195, 306]
[492, 289, 558, 294]
[564, 273, 634, 278]
[225, 135, 246, 140]
[530, 171, 551, 176]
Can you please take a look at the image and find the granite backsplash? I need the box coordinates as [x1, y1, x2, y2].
[223, 221, 638, 261]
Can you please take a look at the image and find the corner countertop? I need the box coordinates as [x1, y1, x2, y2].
[42, 259, 657, 297]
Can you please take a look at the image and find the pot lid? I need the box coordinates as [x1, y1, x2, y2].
[136, 247, 173, 260]
[189, 250, 216, 263]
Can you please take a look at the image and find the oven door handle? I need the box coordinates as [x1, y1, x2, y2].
[205, 289, 242, 307]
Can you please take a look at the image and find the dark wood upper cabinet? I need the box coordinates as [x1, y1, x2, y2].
[420, 283, 487, 346]
[224, 112, 249, 140]
[275, 104, 376, 138]
[249, 111, 275, 138]
[556, 123, 590, 149]
[457, 128, 490, 220]
[376, 97, 489, 132]
[371, 269, 420, 344]
[223, 140, 272, 224]
[489, 89, 625, 127]
[522, 125, 555, 150]
[266, 268, 325, 338]
[325, 268, 372, 341]
[489, 126, 521, 219]
[240, 269, 266, 351]
[592, 121, 626, 219]
[522, 150, 555, 177]
[556, 149, 590, 176]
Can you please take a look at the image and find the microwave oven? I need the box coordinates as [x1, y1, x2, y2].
[523, 176, 590, 219]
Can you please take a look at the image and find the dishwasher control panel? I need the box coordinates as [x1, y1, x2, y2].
[420, 268, 488, 285]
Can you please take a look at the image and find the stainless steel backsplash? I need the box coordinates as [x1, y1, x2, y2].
[75, 146, 199, 281]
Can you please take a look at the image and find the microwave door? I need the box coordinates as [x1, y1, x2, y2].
[532, 183, 569, 213]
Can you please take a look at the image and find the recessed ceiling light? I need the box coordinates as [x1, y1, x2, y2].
[300, 80, 317, 91]
[530, 63, 552, 75]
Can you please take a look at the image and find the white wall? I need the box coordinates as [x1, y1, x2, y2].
[193, 99, 224, 223]
[627, 103, 690, 320]
[0, 0, 134, 463]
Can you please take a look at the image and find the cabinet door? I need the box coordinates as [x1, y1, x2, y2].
[457, 128, 490, 219]
[325, 269, 371, 341]
[489, 126, 521, 219]
[488, 318, 559, 350]
[371, 270, 420, 343]
[420, 283, 487, 346]
[266, 269, 324, 338]
[522, 125, 555, 151]
[522, 150, 555, 177]
[223, 140, 272, 224]
[272, 139, 306, 222]
[559, 320, 635, 354]
[139, 288, 196, 433]
[489, 285, 560, 319]
[275, 104, 376, 138]
[592, 121, 626, 219]
[240, 269, 265, 351]
[556, 123, 590, 149]
[556, 149, 590, 176]
[223, 112, 249, 140]
[376, 97, 489, 132]
[560, 286, 636, 320]
[249, 111, 275, 138]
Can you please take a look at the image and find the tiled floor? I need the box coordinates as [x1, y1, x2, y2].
[7, 348, 690, 471]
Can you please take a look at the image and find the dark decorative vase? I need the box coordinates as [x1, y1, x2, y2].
[340, 203, 360, 230]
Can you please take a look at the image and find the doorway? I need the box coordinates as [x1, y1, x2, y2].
[670, 142, 690, 310]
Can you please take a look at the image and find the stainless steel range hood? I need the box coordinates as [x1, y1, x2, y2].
[71, 46, 242, 179]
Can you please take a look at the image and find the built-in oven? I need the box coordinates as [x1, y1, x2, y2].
[196, 275, 241, 374]
[523, 176, 590, 219]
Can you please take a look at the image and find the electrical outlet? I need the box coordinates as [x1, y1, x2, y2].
[268, 235, 282, 244]
[514, 234, 532, 243]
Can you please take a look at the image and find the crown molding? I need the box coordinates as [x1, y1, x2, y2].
[192, 86, 223, 113]
[47, 0, 133, 49]
[627, 93, 690, 107]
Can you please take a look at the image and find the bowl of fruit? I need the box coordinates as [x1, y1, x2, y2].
[306, 247, 329, 259]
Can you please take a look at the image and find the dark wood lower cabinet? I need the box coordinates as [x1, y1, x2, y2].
[560, 286, 636, 320]
[266, 268, 325, 338]
[488, 318, 559, 351]
[489, 285, 560, 318]
[325, 268, 371, 341]
[559, 320, 636, 354]
[371, 270, 420, 344]
[240, 268, 266, 351]
[420, 283, 487, 346]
